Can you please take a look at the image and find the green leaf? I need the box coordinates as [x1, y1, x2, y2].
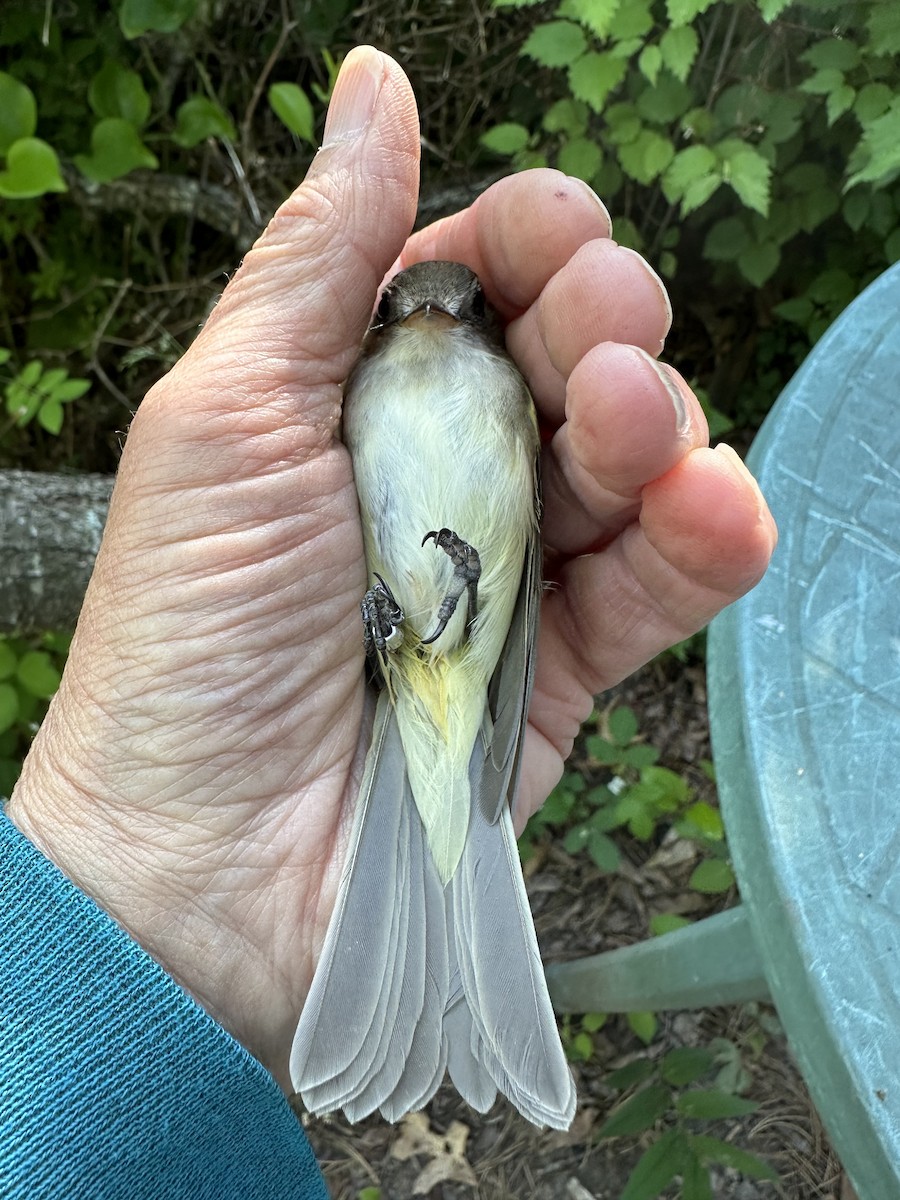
[568, 1030, 594, 1061]
[758, 0, 791, 20]
[608, 705, 638, 745]
[649, 912, 691, 936]
[37, 398, 64, 434]
[621, 1129, 690, 1200]
[676, 1088, 758, 1119]
[688, 858, 735, 893]
[659, 25, 698, 82]
[661, 1047, 714, 1086]
[88, 60, 151, 127]
[268, 82, 315, 144]
[539, 788, 576, 825]
[35, 366, 67, 395]
[867, 1, 900, 55]
[628, 1010, 658, 1045]
[569, 52, 628, 112]
[556, 135, 602, 181]
[0, 683, 18, 735]
[586, 734, 622, 764]
[799, 67, 844, 96]
[6, 381, 37, 426]
[662, 144, 718, 208]
[606, 104, 641, 145]
[854, 83, 893, 124]
[665, 0, 715, 27]
[563, 0, 621, 38]
[635, 75, 693, 125]
[721, 143, 771, 216]
[43, 631, 73, 657]
[0, 348, 11, 365]
[481, 122, 530, 156]
[618, 129, 674, 185]
[358, 1188, 381, 1200]
[588, 829, 620, 872]
[75, 119, 158, 183]
[582, 1011, 607, 1032]
[610, 36, 643, 60]
[521, 21, 586, 68]
[632, 765, 689, 809]
[597, 1083, 671, 1137]
[885, 227, 900, 264]
[173, 97, 236, 148]
[772, 297, 813, 325]
[710, 1038, 751, 1095]
[681, 801, 724, 838]
[737, 239, 779, 287]
[627, 807, 655, 841]
[638, 45, 662, 86]
[564, 824, 590, 853]
[826, 85, 855, 126]
[870, 191, 896, 237]
[620, 744, 659, 768]
[0, 138, 67, 199]
[807, 268, 855, 306]
[846, 101, 900, 189]
[608, 0, 653, 39]
[0, 642, 17, 680]
[689, 1134, 779, 1181]
[543, 98, 588, 136]
[16, 650, 61, 699]
[120, 0, 198, 37]
[801, 38, 860, 72]
[52, 377, 91, 402]
[606, 1057, 656, 1092]
[19, 360, 42, 387]
[682, 1153, 714, 1200]
[0, 72, 37, 155]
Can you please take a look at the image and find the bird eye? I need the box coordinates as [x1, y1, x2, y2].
[375, 292, 392, 323]
[469, 285, 486, 321]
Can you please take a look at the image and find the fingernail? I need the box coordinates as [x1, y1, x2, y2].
[321, 46, 383, 146]
[714, 443, 776, 533]
[634, 347, 691, 436]
[617, 246, 673, 341]
[713, 443, 744, 472]
[566, 177, 613, 237]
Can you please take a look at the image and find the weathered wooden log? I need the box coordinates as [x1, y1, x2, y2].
[1, 470, 113, 634]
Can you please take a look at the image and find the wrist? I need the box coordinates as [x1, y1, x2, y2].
[7, 686, 306, 1087]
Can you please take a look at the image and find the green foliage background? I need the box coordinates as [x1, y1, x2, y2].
[1, 0, 898, 476]
[2, 0, 898, 475]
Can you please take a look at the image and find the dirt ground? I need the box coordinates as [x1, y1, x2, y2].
[298, 656, 852, 1200]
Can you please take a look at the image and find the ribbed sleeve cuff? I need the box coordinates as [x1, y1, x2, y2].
[0, 812, 328, 1200]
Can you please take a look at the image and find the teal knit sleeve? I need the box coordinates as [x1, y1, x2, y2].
[0, 813, 329, 1200]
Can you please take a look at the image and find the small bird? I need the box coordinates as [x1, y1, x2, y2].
[290, 260, 576, 1129]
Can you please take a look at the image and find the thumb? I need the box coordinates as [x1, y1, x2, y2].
[153, 46, 420, 426]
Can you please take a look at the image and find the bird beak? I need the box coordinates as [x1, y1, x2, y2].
[406, 300, 456, 321]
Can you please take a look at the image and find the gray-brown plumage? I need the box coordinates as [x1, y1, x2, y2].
[290, 261, 575, 1129]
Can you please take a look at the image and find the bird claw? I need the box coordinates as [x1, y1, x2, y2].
[420, 528, 481, 645]
[361, 573, 405, 660]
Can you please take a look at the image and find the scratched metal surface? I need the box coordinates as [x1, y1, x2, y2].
[708, 261, 900, 1198]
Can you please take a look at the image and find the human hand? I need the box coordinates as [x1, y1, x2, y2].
[8, 47, 775, 1090]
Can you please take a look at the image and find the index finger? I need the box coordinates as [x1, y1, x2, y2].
[396, 169, 613, 317]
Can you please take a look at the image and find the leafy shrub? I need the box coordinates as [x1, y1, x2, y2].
[599, 1042, 778, 1199]
[0, 632, 69, 798]
[483, 0, 900, 428]
[0, 1, 335, 472]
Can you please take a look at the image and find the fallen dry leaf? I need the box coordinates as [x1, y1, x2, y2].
[391, 1111, 478, 1194]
